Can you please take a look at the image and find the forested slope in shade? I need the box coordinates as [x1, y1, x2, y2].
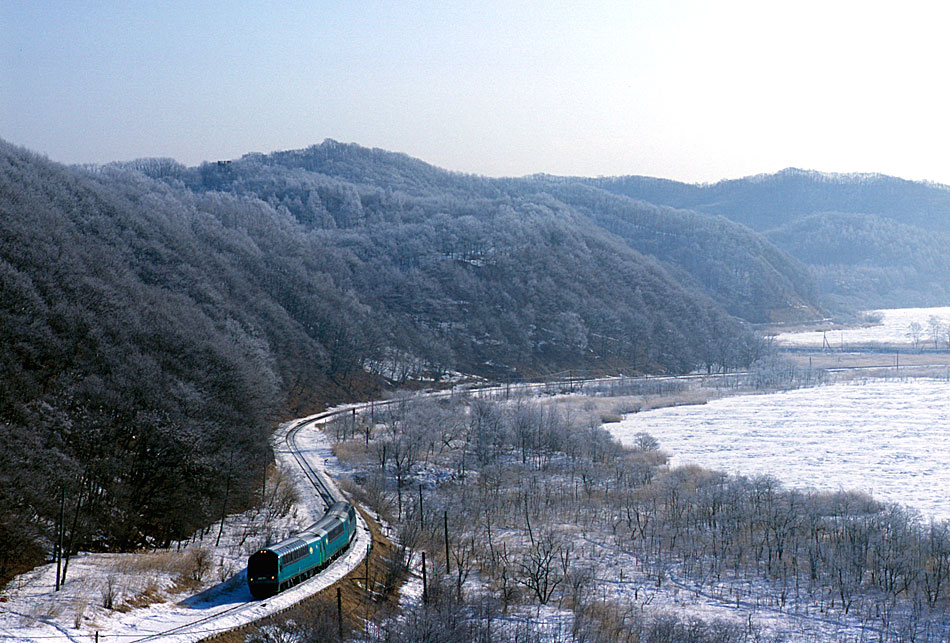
[0, 139, 789, 579]
[0, 144, 279, 577]
[767, 213, 950, 309]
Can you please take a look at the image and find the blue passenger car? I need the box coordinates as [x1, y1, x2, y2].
[248, 501, 357, 599]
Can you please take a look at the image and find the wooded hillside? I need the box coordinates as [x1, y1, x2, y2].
[767, 213, 950, 309]
[0, 139, 815, 579]
[592, 168, 950, 309]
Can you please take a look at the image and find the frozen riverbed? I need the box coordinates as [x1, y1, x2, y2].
[609, 378, 950, 522]
[775, 306, 950, 348]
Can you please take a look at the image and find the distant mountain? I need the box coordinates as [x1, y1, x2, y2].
[592, 168, 950, 233]
[536, 182, 816, 323]
[592, 169, 950, 309]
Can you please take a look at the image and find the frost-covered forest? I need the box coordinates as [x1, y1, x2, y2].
[5, 136, 950, 628]
[0, 139, 807, 584]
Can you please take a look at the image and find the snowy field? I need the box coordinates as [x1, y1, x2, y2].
[610, 378, 950, 522]
[0, 411, 372, 643]
[775, 306, 950, 348]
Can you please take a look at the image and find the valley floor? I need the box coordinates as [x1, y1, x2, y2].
[6, 307, 950, 642]
[612, 377, 950, 522]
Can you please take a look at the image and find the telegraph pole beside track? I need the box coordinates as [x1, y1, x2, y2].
[444, 511, 450, 574]
[55, 488, 64, 591]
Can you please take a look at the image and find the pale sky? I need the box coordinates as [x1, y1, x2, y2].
[3, 1, 950, 184]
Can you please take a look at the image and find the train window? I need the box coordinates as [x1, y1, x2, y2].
[328, 524, 344, 541]
[284, 544, 308, 563]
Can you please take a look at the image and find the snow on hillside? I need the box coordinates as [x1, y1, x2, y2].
[609, 378, 950, 522]
[775, 306, 950, 348]
[0, 414, 371, 643]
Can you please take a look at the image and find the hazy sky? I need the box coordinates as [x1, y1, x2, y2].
[3, 1, 950, 183]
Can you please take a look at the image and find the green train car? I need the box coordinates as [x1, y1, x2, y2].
[247, 501, 357, 599]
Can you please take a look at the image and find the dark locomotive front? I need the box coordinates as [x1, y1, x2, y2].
[247, 549, 280, 598]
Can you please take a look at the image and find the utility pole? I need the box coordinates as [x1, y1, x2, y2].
[422, 552, 428, 604]
[216, 449, 234, 547]
[55, 489, 64, 591]
[444, 511, 450, 574]
[261, 463, 267, 503]
[337, 587, 343, 640]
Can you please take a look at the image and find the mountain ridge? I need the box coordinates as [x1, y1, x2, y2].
[109, 139, 950, 311]
[146, 140, 820, 323]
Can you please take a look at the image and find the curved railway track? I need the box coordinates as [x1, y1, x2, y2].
[123, 377, 657, 640]
[125, 409, 368, 643]
[285, 414, 339, 510]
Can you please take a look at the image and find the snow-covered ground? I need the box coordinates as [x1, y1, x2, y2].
[0, 412, 372, 643]
[774, 306, 950, 348]
[609, 378, 950, 522]
[575, 533, 886, 642]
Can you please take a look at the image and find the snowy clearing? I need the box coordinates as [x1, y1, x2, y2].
[0, 412, 372, 643]
[610, 378, 950, 522]
[774, 306, 950, 348]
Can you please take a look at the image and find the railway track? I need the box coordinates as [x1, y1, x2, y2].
[285, 413, 339, 510]
[124, 379, 641, 639]
[123, 410, 370, 643]
[128, 603, 250, 643]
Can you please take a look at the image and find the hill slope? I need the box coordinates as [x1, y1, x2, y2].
[767, 213, 950, 309]
[593, 169, 950, 309]
[1, 140, 804, 575]
[594, 168, 950, 233]
[165, 141, 819, 323]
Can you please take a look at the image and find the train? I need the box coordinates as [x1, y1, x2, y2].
[247, 501, 357, 599]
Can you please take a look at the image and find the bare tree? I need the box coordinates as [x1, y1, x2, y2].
[907, 321, 924, 351]
[928, 316, 944, 349]
[452, 536, 476, 601]
[517, 532, 564, 605]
